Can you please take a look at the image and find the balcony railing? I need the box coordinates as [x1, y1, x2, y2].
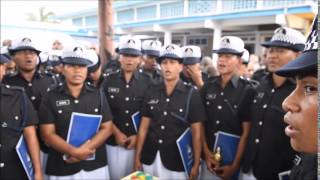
[114, 0, 316, 24]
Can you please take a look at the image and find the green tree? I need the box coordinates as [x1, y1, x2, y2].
[25, 7, 55, 22]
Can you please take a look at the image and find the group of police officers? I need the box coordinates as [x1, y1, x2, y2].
[0, 14, 317, 180]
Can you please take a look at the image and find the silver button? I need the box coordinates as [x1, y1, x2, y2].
[110, 95, 114, 99]
[217, 105, 222, 110]
[271, 88, 275, 93]
[14, 116, 19, 120]
[125, 97, 129, 101]
[163, 111, 167, 116]
[59, 83, 63, 86]
[58, 110, 62, 114]
[1, 122, 7, 128]
[263, 104, 268, 109]
[220, 92, 224, 96]
[125, 123, 129, 127]
[166, 98, 170, 102]
[179, 109, 183, 112]
[216, 120, 220, 124]
[255, 138, 260, 143]
[161, 125, 165, 130]
[150, 106, 154, 110]
[28, 83, 32, 87]
[94, 108, 99, 112]
[31, 96, 36, 100]
[253, 99, 257, 103]
[233, 105, 237, 109]
[0, 163, 4, 168]
[158, 139, 163, 144]
[206, 101, 210, 105]
[5, 85, 10, 88]
[126, 84, 130, 88]
[125, 110, 129, 114]
[259, 121, 263, 126]
[74, 100, 79, 104]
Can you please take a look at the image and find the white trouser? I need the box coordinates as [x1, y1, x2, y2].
[200, 161, 221, 180]
[106, 145, 135, 180]
[40, 151, 49, 180]
[239, 169, 256, 180]
[143, 151, 187, 180]
[48, 166, 110, 180]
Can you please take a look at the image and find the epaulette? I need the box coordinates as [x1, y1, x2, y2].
[4, 84, 25, 92]
[46, 82, 63, 92]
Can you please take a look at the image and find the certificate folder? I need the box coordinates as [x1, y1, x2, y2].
[16, 135, 34, 180]
[213, 131, 240, 180]
[64, 112, 102, 160]
[131, 111, 141, 132]
[176, 128, 193, 178]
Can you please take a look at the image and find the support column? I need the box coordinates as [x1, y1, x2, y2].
[164, 31, 172, 46]
[212, 28, 221, 67]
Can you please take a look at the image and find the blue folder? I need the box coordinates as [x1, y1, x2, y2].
[176, 128, 194, 178]
[16, 135, 34, 180]
[131, 111, 141, 132]
[64, 112, 102, 160]
[213, 131, 240, 180]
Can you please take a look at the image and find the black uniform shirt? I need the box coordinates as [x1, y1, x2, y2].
[2, 71, 57, 110]
[0, 84, 38, 180]
[200, 74, 256, 150]
[242, 74, 296, 180]
[102, 70, 154, 145]
[140, 80, 206, 171]
[38, 83, 113, 176]
[139, 68, 163, 84]
[290, 153, 317, 180]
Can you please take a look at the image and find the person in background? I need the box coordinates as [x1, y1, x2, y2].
[180, 45, 208, 89]
[0, 47, 11, 81]
[52, 40, 64, 50]
[276, 15, 318, 180]
[86, 50, 105, 88]
[141, 40, 162, 83]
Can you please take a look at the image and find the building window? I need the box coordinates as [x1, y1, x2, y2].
[160, 2, 184, 18]
[137, 5, 156, 20]
[187, 37, 208, 45]
[85, 15, 97, 26]
[117, 9, 134, 23]
[72, 17, 83, 26]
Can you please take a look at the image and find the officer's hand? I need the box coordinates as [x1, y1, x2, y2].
[65, 156, 81, 164]
[215, 164, 237, 179]
[114, 131, 128, 147]
[186, 65, 202, 81]
[125, 135, 137, 149]
[189, 165, 199, 180]
[72, 140, 96, 160]
[204, 149, 219, 173]
[34, 170, 43, 180]
[134, 157, 142, 171]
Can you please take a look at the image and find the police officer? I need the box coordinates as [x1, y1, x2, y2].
[200, 36, 256, 180]
[38, 46, 113, 179]
[241, 27, 306, 180]
[276, 15, 318, 180]
[39, 50, 64, 85]
[3, 37, 57, 110]
[101, 37, 154, 179]
[180, 45, 208, 89]
[0, 83, 43, 180]
[0, 46, 11, 81]
[141, 40, 162, 83]
[86, 49, 106, 88]
[134, 44, 206, 180]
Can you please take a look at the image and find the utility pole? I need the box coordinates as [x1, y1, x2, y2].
[98, 0, 114, 66]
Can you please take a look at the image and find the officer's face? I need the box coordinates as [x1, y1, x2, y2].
[63, 64, 87, 86]
[52, 40, 63, 50]
[266, 47, 300, 73]
[217, 53, 240, 75]
[143, 55, 157, 71]
[13, 50, 38, 72]
[282, 74, 317, 153]
[160, 58, 182, 81]
[119, 54, 141, 72]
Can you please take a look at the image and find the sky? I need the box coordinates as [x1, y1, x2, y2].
[1, 0, 98, 23]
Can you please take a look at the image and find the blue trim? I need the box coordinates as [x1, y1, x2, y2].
[115, 5, 313, 28]
[113, 0, 153, 9]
